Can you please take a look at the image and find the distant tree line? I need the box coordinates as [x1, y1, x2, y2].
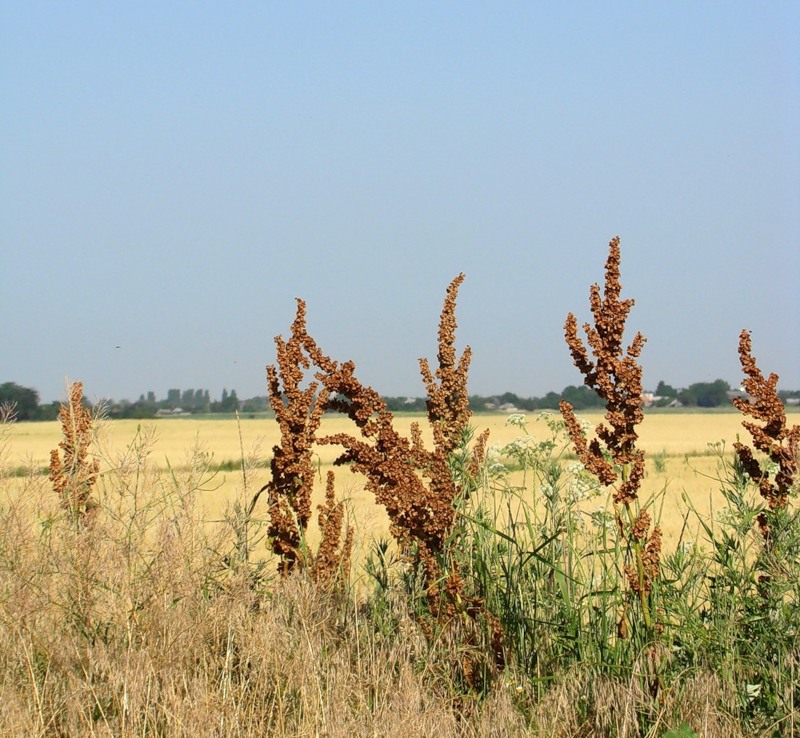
[0, 382, 64, 421]
[392, 382, 800, 413]
[2, 380, 798, 422]
[110, 387, 260, 418]
[0, 383, 269, 421]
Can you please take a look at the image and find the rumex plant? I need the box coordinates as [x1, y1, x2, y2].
[49, 381, 100, 524]
[309, 470, 354, 591]
[303, 275, 502, 671]
[559, 237, 660, 634]
[732, 329, 798, 517]
[261, 299, 352, 582]
[731, 329, 799, 609]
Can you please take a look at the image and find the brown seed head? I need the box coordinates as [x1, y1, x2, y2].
[266, 299, 330, 572]
[560, 237, 647, 503]
[50, 381, 99, 520]
[733, 330, 798, 510]
[419, 273, 473, 457]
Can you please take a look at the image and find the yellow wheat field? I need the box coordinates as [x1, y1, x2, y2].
[4, 410, 795, 553]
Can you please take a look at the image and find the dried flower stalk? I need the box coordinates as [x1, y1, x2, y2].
[49, 381, 99, 522]
[419, 273, 473, 457]
[560, 237, 659, 632]
[264, 299, 330, 574]
[561, 237, 646, 505]
[624, 510, 661, 597]
[310, 471, 354, 591]
[732, 329, 799, 512]
[303, 276, 502, 670]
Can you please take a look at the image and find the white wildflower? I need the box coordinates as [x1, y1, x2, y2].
[589, 507, 614, 533]
[571, 510, 586, 530]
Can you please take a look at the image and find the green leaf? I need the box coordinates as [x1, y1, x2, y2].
[663, 723, 699, 738]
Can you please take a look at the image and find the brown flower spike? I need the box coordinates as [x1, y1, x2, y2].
[303, 275, 503, 670]
[419, 273, 473, 457]
[310, 471, 354, 590]
[732, 329, 798, 511]
[265, 299, 331, 574]
[560, 237, 647, 506]
[560, 238, 660, 632]
[49, 381, 100, 522]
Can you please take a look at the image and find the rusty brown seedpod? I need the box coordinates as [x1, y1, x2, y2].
[310, 471, 354, 591]
[625, 511, 661, 599]
[419, 273, 473, 458]
[264, 299, 331, 574]
[49, 381, 100, 523]
[560, 237, 647, 507]
[732, 329, 799, 511]
[302, 275, 503, 672]
[560, 237, 657, 631]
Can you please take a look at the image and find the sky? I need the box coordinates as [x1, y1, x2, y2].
[1, 2, 798, 404]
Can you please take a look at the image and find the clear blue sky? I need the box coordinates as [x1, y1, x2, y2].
[2, 2, 798, 404]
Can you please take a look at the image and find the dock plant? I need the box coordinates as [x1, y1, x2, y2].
[559, 237, 660, 636]
[260, 299, 352, 584]
[4, 239, 800, 736]
[732, 328, 798, 516]
[303, 274, 503, 675]
[49, 380, 100, 525]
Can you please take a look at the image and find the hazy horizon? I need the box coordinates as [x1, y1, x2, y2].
[3, 3, 798, 405]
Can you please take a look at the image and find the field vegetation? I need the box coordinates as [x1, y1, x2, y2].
[1, 238, 797, 737]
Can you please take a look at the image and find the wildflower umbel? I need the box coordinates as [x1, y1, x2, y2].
[732, 329, 799, 511]
[49, 381, 99, 522]
[560, 238, 660, 632]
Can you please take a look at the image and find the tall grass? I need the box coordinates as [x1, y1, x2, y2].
[0, 238, 797, 736]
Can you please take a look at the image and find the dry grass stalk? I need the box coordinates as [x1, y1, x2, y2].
[49, 381, 99, 522]
[559, 238, 660, 631]
[732, 329, 799, 512]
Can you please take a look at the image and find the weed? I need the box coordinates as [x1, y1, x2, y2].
[559, 237, 660, 636]
[49, 381, 100, 524]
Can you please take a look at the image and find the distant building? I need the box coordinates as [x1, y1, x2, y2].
[156, 407, 188, 416]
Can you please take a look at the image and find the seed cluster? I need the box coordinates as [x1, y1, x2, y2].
[625, 510, 661, 597]
[310, 471, 354, 589]
[299, 275, 502, 669]
[419, 273, 473, 457]
[560, 237, 647, 506]
[732, 329, 799, 511]
[266, 299, 344, 575]
[559, 237, 660, 631]
[49, 381, 99, 522]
